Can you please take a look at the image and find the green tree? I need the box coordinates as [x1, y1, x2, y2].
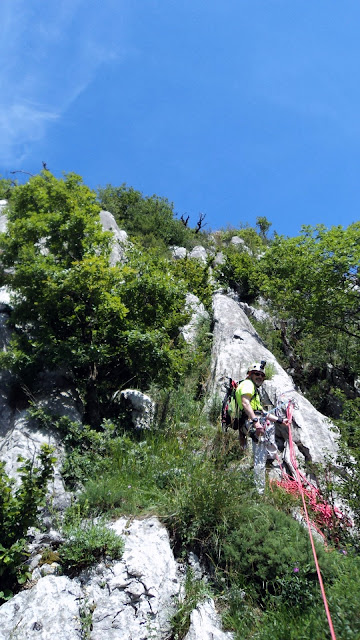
[0, 172, 190, 424]
[0, 177, 15, 200]
[256, 216, 272, 241]
[258, 224, 360, 407]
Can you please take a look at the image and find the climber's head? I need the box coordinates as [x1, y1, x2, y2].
[247, 361, 266, 386]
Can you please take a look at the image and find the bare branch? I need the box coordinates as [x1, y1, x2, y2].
[194, 212, 207, 234]
[10, 170, 35, 178]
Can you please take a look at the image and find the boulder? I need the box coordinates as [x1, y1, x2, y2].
[170, 246, 188, 260]
[117, 389, 155, 429]
[189, 246, 208, 264]
[230, 235, 245, 247]
[213, 251, 225, 266]
[99, 210, 128, 265]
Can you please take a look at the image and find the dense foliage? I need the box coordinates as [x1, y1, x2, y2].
[0, 172, 191, 424]
[258, 224, 360, 412]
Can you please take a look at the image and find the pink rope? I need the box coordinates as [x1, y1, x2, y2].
[285, 402, 337, 640]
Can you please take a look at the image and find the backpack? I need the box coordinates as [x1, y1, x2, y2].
[221, 377, 260, 432]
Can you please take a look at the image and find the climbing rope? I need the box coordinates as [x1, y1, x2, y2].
[284, 401, 338, 640]
[273, 399, 351, 541]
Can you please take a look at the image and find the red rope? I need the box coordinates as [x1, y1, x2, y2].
[285, 402, 337, 640]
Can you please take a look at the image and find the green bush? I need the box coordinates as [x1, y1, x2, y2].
[0, 444, 56, 601]
[215, 247, 260, 301]
[59, 520, 124, 571]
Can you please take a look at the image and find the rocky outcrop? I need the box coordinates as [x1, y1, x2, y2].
[181, 293, 209, 343]
[170, 245, 187, 260]
[210, 293, 339, 468]
[99, 209, 128, 265]
[0, 517, 232, 640]
[185, 600, 233, 640]
[188, 246, 208, 263]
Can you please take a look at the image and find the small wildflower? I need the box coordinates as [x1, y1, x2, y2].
[128, 485, 132, 489]
[293, 567, 299, 573]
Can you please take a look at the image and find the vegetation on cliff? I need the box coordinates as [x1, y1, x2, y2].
[0, 171, 359, 638]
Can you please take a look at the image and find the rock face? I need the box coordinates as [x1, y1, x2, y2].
[181, 293, 209, 343]
[0, 294, 81, 509]
[184, 599, 233, 640]
[0, 517, 231, 640]
[99, 209, 128, 265]
[210, 293, 339, 467]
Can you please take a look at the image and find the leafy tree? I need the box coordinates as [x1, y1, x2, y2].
[257, 224, 360, 407]
[0, 172, 190, 424]
[256, 215, 272, 241]
[169, 255, 215, 310]
[0, 177, 15, 200]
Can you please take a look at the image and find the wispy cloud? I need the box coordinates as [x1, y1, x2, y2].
[0, 0, 125, 166]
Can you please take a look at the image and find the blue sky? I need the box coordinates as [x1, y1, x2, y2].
[1, 0, 360, 237]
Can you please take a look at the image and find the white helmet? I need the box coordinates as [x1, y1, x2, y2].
[247, 362, 266, 377]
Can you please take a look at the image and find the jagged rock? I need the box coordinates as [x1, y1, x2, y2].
[99, 210, 128, 265]
[0, 330, 81, 510]
[0, 575, 83, 640]
[189, 246, 208, 263]
[238, 300, 271, 324]
[0, 286, 11, 311]
[181, 293, 209, 343]
[210, 293, 339, 466]
[117, 389, 155, 429]
[184, 599, 234, 640]
[170, 245, 187, 259]
[0, 518, 178, 640]
[0, 516, 232, 640]
[229, 236, 251, 254]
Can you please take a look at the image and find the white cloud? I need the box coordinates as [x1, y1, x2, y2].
[0, 0, 126, 166]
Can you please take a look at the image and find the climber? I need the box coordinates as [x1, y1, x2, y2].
[236, 361, 290, 494]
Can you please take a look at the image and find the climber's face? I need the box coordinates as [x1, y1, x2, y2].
[250, 372, 265, 387]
